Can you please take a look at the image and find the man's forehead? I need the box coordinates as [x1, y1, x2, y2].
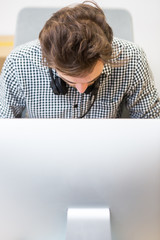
[56, 60, 104, 84]
[59, 73, 102, 84]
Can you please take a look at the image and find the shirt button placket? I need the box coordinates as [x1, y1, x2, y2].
[72, 102, 79, 118]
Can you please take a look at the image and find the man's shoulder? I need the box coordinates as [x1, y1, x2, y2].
[6, 39, 42, 66]
[112, 37, 144, 55]
[111, 37, 146, 65]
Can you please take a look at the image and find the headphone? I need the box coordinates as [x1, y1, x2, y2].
[49, 68, 100, 118]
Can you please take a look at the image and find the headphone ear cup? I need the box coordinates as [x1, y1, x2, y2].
[84, 83, 95, 94]
[49, 68, 68, 95]
[50, 76, 60, 95]
[56, 77, 68, 95]
[84, 78, 100, 95]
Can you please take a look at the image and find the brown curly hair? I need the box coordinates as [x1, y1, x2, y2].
[39, 1, 113, 76]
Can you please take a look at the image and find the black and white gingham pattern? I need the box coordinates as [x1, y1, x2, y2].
[0, 37, 160, 118]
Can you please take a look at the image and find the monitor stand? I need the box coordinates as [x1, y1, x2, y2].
[66, 208, 111, 240]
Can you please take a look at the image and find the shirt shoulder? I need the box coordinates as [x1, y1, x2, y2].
[112, 37, 144, 59]
[5, 39, 44, 68]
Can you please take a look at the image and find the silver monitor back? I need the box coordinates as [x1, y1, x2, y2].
[0, 119, 160, 240]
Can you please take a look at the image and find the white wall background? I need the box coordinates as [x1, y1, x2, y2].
[0, 0, 160, 93]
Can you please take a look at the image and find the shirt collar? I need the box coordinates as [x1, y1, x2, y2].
[101, 64, 111, 77]
[101, 37, 124, 77]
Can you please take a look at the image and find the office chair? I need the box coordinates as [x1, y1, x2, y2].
[14, 7, 134, 118]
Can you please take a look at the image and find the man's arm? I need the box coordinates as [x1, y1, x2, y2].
[0, 57, 25, 118]
[126, 48, 160, 118]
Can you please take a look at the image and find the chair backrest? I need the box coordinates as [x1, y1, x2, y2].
[14, 7, 133, 118]
[14, 7, 134, 47]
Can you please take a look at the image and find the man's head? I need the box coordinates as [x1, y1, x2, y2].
[39, 1, 113, 93]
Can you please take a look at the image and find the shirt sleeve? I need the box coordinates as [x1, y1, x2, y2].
[0, 56, 26, 118]
[126, 48, 160, 118]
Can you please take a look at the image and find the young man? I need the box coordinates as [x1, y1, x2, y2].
[0, 1, 160, 118]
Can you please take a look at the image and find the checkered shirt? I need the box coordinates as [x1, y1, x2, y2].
[0, 37, 160, 118]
